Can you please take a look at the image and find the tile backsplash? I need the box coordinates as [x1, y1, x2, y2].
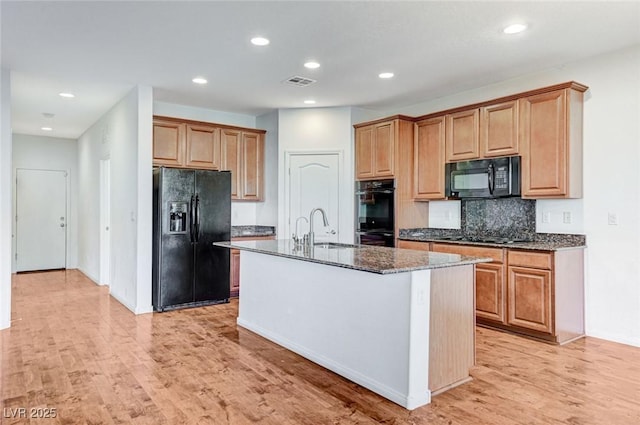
[462, 198, 536, 240]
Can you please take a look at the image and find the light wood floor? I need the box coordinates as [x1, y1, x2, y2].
[1, 270, 639, 424]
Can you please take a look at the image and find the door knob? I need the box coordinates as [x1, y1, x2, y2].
[60, 223, 65, 227]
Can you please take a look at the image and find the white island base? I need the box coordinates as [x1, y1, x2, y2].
[237, 250, 475, 410]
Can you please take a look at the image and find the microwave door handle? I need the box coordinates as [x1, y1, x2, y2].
[488, 164, 495, 195]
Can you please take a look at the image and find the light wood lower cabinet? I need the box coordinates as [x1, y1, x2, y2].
[507, 265, 552, 333]
[230, 235, 276, 297]
[418, 241, 584, 344]
[475, 263, 506, 324]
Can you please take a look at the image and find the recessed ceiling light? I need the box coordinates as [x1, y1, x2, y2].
[251, 37, 270, 46]
[41, 126, 53, 131]
[503, 23, 527, 34]
[192, 77, 208, 84]
[59, 92, 75, 98]
[303, 100, 316, 105]
[304, 61, 320, 69]
[379, 72, 394, 79]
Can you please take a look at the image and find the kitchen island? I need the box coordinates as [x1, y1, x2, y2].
[214, 240, 491, 410]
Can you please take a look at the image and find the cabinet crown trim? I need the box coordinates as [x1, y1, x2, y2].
[353, 81, 589, 126]
[154, 115, 266, 134]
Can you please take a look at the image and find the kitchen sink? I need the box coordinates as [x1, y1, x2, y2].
[313, 242, 360, 249]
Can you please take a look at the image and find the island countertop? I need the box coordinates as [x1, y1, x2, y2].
[214, 240, 491, 275]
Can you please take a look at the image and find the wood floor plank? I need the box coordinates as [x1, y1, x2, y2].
[1, 270, 639, 424]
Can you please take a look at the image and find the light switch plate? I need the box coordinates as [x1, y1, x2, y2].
[563, 211, 572, 224]
[608, 213, 618, 225]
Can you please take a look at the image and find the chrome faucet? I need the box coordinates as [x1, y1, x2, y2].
[308, 207, 329, 247]
[292, 216, 308, 247]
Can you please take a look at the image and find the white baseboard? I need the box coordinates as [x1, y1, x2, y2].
[77, 267, 100, 285]
[586, 330, 640, 348]
[109, 290, 137, 314]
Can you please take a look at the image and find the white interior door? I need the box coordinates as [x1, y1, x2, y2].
[288, 153, 340, 243]
[16, 169, 67, 271]
[100, 159, 111, 286]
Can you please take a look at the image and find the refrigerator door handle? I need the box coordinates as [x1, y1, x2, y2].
[194, 194, 200, 242]
[190, 195, 195, 243]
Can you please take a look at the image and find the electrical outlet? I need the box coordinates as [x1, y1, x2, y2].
[562, 211, 572, 224]
[608, 213, 618, 225]
[542, 212, 551, 223]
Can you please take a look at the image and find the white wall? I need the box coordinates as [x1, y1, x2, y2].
[11, 134, 79, 271]
[277, 107, 355, 243]
[0, 68, 12, 329]
[389, 46, 640, 347]
[78, 86, 153, 314]
[154, 101, 256, 128]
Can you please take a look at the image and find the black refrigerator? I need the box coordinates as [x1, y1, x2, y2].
[152, 167, 231, 311]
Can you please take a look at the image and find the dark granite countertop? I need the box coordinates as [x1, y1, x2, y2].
[398, 228, 586, 251]
[231, 225, 276, 238]
[214, 240, 491, 275]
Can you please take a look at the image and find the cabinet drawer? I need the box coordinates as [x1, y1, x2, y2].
[431, 243, 505, 263]
[397, 240, 431, 251]
[508, 250, 552, 270]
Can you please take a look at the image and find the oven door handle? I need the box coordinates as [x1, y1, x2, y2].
[356, 231, 394, 237]
[356, 189, 394, 195]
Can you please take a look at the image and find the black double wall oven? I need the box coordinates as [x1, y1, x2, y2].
[355, 179, 395, 247]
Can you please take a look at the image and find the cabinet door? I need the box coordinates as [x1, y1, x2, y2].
[185, 124, 220, 169]
[520, 90, 568, 197]
[373, 121, 395, 177]
[414, 116, 445, 199]
[355, 126, 375, 180]
[241, 132, 264, 201]
[507, 266, 553, 334]
[230, 249, 240, 297]
[153, 120, 185, 167]
[476, 263, 506, 324]
[481, 101, 519, 157]
[446, 109, 480, 162]
[220, 128, 242, 199]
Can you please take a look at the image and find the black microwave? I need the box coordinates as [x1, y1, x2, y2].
[445, 156, 520, 199]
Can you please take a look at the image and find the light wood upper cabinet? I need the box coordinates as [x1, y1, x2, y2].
[221, 129, 242, 198]
[221, 128, 264, 201]
[520, 85, 585, 198]
[355, 121, 395, 180]
[446, 109, 480, 162]
[373, 122, 395, 177]
[153, 119, 185, 167]
[240, 131, 264, 201]
[414, 116, 446, 200]
[355, 126, 375, 179]
[153, 116, 266, 202]
[481, 100, 519, 157]
[185, 124, 221, 170]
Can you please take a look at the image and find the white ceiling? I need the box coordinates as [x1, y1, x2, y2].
[2, 1, 639, 139]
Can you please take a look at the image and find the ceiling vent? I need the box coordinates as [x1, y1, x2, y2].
[283, 75, 317, 87]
